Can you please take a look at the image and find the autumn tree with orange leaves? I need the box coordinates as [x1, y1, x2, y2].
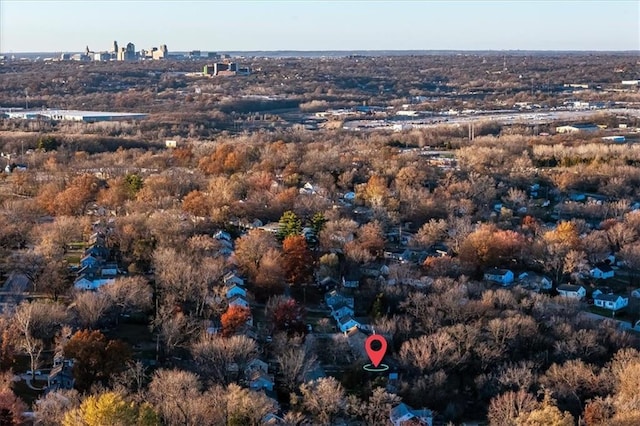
[458, 224, 527, 274]
[283, 235, 313, 287]
[221, 306, 251, 337]
[182, 190, 210, 217]
[63, 330, 131, 392]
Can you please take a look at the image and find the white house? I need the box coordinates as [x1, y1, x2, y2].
[74, 277, 115, 291]
[338, 315, 360, 333]
[226, 284, 247, 299]
[228, 295, 249, 309]
[557, 284, 587, 299]
[591, 264, 615, 280]
[594, 294, 628, 312]
[484, 268, 515, 286]
[390, 403, 433, 426]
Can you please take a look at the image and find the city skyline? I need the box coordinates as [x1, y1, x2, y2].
[1, 0, 639, 53]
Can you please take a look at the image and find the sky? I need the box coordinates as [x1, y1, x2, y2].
[0, 0, 638, 53]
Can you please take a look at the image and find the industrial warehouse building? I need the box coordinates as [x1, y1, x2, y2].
[3, 109, 148, 122]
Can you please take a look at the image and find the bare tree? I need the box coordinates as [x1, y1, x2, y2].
[110, 360, 149, 400]
[275, 341, 317, 393]
[12, 301, 66, 380]
[153, 246, 225, 317]
[413, 218, 448, 249]
[100, 276, 153, 322]
[33, 389, 81, 426]
[153, 307, 201, 355]
[296, 377, 346, 425]
[190, 335, 257, 384]
[72, 291, 113, 329]
[487, 390, 539, 426]
[225, 383, 278, 426]
[350, 387, 402, 426]
[147, 369, 226, 426]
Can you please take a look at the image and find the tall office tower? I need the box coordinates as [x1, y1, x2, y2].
[125, 42, 136, 61]
[112, 40, 118, 53]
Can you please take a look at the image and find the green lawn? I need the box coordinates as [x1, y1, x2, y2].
[587, 305, 631, 320]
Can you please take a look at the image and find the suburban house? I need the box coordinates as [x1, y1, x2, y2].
[390, 403, 433, 426]
[342, 268, 362, 289]
[84, 245, 109, 259]
[74, 276, 115, 291]
[591, 264, 615, 280]
[223, 272, 244, 287]
[225, 284, 247, 299]
[316, 276, 339, 291]
[518, 272, 552, 292]
[248, 371, 275, 392]
[338, 315, 360, 333]
[227, 295, 250, 309]
[75, 228, 123, 291]
[100, 262, 119, 276]
[47, 358, 75, 391]
[80, 255, 99, 269]
[324, 290, 354, 310]
[331, 305, 354, 322]
[484, 268, 515, 286]
[593, 294, 629, 312]
[214, 230, 232, 242]
[557, 284, 587, 299]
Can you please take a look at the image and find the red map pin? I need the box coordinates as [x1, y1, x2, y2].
[365, 334, 387, 367]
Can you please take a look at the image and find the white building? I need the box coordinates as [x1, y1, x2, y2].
[593, 294, 628, 312]
[557, 284, 586, 299]
[390, 403, 433, 426]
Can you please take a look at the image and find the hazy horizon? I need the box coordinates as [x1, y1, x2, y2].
[3, 50, 640, 61]
[1, 0, 638, 53]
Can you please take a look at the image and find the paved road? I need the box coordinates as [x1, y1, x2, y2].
[342, 107, 640, 131]
[18, 373, 46, 391]
[579, 311, 640, 332]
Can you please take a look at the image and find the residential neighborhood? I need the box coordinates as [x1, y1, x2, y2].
[0, 5, 639, 423]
